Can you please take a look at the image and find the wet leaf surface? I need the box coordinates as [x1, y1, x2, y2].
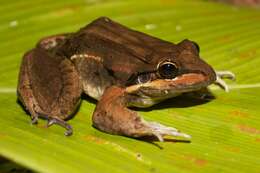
[0, 0, 260, 173]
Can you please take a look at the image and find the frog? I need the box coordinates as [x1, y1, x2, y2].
[17, 17, 235, 141]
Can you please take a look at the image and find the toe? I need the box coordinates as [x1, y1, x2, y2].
[144, 120, 191, 141]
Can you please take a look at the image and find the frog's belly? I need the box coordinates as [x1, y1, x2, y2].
[82, 80, 105, 100]
[73, 55, 114, 100]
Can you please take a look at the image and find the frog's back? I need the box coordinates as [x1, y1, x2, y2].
[83, 17, 175, 54]
[55, 17, 179, 99]
[59, 17, 177, 83]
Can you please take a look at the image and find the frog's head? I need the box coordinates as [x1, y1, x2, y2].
[126, 39, 216, 107]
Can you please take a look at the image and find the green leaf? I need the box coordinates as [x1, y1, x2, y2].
[0, 0, 260, 172]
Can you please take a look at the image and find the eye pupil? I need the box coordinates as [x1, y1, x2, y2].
[158, 62, 178, 79]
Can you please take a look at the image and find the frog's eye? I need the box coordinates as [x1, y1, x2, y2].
[137, 73, 152, 84]
[158, 62, 178, 79]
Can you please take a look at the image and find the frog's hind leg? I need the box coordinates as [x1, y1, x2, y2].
[17, 50, 43, 125]
[92, 86, 190, 142]
[17, 48, 82, 136]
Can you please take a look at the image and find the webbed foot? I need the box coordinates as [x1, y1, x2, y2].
[47, 117, 73, 136]
[214, 71, 235, 92]
[142, 121, 191, 142]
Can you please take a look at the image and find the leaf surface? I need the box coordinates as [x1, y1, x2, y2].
[0, 0, 260, 172]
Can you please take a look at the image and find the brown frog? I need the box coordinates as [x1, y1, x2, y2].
[17, 17, 234, 141]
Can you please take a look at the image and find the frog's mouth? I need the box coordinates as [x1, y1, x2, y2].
[125, 73, 211, 98]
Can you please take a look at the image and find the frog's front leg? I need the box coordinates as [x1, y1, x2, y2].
[214, 71, 236, 92]
[92, 86, 191, 142]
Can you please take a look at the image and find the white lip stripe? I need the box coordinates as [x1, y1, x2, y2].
[0, 83, 260, 94]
